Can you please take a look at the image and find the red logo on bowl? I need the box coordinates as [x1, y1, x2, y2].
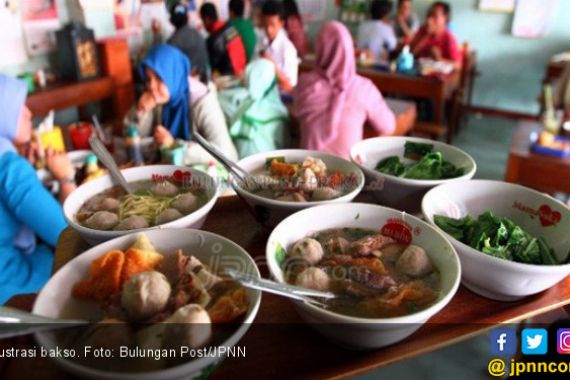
[152, 170, 192, 184]
[512, 201, 562, 227]
[381, 218, 413, 244]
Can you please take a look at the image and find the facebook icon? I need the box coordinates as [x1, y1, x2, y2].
[490, 329, 517, 356]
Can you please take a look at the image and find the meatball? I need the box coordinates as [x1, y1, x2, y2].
[298, 168, 318, 192]
[121, 271, 171, 320]
[291, 238, 324, 265]
[276, 192, 306, 202]
[97, 197, 120, 211]
[311, 187, 340, 201]
[395, 245, 434, 277]
[296, 267, 330, 291]
[155, 208, 183, 225]
[163, 304, 212, 349]
[85, 211, 119, 230]
[115, 215, 149, 231]
[151, 181, 179, 197]
[171, 192, 200, 214]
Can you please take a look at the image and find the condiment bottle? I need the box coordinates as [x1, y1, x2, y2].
[84, 153, 105, 182]
[125, 125, 144, 166]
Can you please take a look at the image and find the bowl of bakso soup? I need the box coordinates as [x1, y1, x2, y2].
[423, 180, 570, 301]
[33, 229, 261, 380]
[266, 203, 461, 349]
[64, 165, 219, 245]
[350, 137, 476, 213]
[231, 150, 365, 227]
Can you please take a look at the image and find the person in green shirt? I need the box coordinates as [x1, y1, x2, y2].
[229, 0, 256, 62]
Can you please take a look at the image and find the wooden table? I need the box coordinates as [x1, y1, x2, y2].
[26, 77, 115, 118]
[4, 196, 570, 379]
[505, 121, 570, 193]
[543, 60, 568, 85]
[299, 60, 459, 125]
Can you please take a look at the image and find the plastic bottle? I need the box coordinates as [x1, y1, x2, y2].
[125, 125, 144, 166]
[397, 46, 414, 73]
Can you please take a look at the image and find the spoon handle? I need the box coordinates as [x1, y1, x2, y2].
[0, 306, 88, 339]
[89, 135, 134, 194]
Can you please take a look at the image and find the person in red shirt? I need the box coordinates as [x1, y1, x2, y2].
[410, 1, 461, 69]
[200, 2, 246, 76]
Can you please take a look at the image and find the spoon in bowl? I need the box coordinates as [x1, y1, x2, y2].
[0, 306, 89, 340]
[224, 269, 335, 308]
[89, 135, 134, 194]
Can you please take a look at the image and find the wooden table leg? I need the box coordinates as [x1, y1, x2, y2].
[504, 155, 522, 183]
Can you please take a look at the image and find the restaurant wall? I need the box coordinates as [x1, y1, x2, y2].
[309, 0, 570, 115]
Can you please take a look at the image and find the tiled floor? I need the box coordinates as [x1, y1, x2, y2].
[355, 115, 518, 380]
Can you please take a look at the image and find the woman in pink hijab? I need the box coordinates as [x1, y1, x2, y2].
[293, 21, 396, 159]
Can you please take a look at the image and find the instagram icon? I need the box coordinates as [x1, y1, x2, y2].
[557, 329, 570, 354]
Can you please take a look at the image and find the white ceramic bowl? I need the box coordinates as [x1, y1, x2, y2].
[350, 136, 476, 213]
[422, 180, 570, 301]
[266, 203, 461, 349]
[63, 165, 219, 245]
[231, 150, 365, 227]
[33, 229, 261, 380]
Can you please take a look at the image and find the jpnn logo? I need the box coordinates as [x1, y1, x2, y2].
[490, 329, 517, 356]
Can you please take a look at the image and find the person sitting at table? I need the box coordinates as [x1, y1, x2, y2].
[393, 0, 420, 44]
[130, 44, 238, 165]
[410, 1, 461, 69]
[200, 2, 247, 77]
[256, 0, 299, 94]
[219, 58, 289, 158]
[168, 1, 210, 83]
[357, 0, 397, 62]
[293, 22, 396, 159]
[283, 0, 308, 56]
[0, 74, 73, 303]
[229, 0, 257, 62]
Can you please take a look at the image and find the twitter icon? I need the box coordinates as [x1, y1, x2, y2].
[522, 328, 548, 355]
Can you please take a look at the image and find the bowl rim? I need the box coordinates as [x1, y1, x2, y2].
[349, 136, 478, 186]
[265, 202, 462, 324]
[33, 228, 262, 379]
[230, 149, 365, 207]
[422, 179, 570, 272]
[63, 165, 220, 238]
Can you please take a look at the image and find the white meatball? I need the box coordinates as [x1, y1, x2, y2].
[115, 215, 149, 231]
[155, 208, 183, 225]
[171, 192, 199, 214]
[151, 181, 179, 197]
[97, 197, 120, 211]
[121, 271, 171, 320]
[395, 245, 434, 277]
[298, 168, 318, 192]
[296, 267, 330, 291]
[163, 304, 212, 349]
[311, 187, 340, 201]
[85, 211, 119, 230]
[291, 238, 324, 265]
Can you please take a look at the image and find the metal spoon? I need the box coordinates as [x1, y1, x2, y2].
[89, 135, 134, 194]
[193, 132, 260, 191]
[0, 306, 89, 340]
[224, 269, 335, 308]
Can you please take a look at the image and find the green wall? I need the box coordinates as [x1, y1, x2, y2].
[307, 0, 570, 115]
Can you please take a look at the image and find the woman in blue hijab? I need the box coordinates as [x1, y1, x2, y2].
[130, 44, 238, 164]
[0, 74, 69, 303]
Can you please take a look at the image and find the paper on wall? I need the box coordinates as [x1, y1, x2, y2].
[512, 0, 559, 39]
[21, 0, 60, 55]
[479, 0, 515, 13]
[298, 0, 327, 22]
[0, 2, 28, 66]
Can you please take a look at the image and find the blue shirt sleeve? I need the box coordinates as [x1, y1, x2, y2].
[0, 152, 67, 247]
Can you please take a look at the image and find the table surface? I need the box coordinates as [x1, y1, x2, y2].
[505, 121, 570, 193]
[13, 196, 562, 380]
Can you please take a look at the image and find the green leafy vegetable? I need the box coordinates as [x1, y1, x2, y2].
[375, 141, 465, 180]
[265, 156, 285, 169]
[434, 211, 560, 265]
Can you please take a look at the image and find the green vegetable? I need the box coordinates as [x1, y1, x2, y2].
[265, 156, 285, 169]
[434, 211, 560, 265]
[404, 141, 434, 159]
[375, 142, 464, 180]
